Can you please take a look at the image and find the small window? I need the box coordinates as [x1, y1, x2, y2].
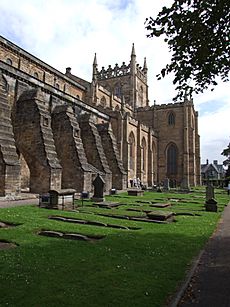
[73, 128, 80, 138]
[34, 72, 39, 79]
[6, 58, 12, 65]
[43, 117, 49, 127]
[100, 96, 106, 107]
[168, 112, 175, 126]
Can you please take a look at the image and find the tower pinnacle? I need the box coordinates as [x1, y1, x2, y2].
[92, 53, 98, 81]
[131, 43, 136, 57]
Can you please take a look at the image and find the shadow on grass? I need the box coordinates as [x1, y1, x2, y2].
[0, 231, 209, 307]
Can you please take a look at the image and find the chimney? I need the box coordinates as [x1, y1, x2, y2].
[65, 67, 71, 74]
[206, 159, 209, 165]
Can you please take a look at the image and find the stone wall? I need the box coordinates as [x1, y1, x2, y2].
[0, 73, 20, 195]
[78, 114, 112, 192]
[13, 89, 62, 193]
[52, 105, 93, 192]
[97, 122, 127, 190]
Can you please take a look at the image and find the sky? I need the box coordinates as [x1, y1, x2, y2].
[0, 0, 229, 165]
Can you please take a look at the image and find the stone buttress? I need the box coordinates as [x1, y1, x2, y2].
[0, 73, 20, 195]
[78, 114, 112, 192]
[51, 105, 93, 192]
[14, 89, 62, 193]
[97, 122, 127, 190]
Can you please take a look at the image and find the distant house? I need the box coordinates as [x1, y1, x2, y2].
[201, 160, 225, 186]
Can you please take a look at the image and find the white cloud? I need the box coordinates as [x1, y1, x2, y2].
[0, 0, 229, 164]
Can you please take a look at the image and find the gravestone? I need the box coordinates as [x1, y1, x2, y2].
[92, 174, 105, 202]
[163, 178, 170, 191]
[205, 184, 217, 212]
[206, 184, 214, 200]
[180, 177, 190, 192]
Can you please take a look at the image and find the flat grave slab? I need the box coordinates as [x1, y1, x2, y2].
[128, 189, 144, 196]
[49, 215, 140, 230]
[147, 211, 174, 221]
[92, 201, 122, 209]
[98, 212, 174, 224]
[39, 230, 105, 241]
[0, 241, 17, 250]
[150, 203, 171, 208]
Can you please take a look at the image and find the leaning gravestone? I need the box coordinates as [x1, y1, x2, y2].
[92, 174, 105, 202]
[205, 184, 217, 212]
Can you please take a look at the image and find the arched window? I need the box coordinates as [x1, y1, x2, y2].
[167, 144, 177, 175]
[34, 72, 39, 79]
[55, 83, 60, 89]
[115, 105, 120, 111]
[100, 96, 106, 107]
[129, 132, 135, 170]
[191, 115, 195, 129]
[168, 112, 175, 126]
[141, 137, 147, 171]
[6, 58, 12, 66]
[138, 85, 144, 106]
[152, 141, 157, 174]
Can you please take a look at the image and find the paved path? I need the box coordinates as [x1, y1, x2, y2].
[171, 203, 230, 307]
[0, 197, 39, 208]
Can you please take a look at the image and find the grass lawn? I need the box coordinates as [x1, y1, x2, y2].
[0, 188, 229, 306]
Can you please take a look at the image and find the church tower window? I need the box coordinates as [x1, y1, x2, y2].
[114, 83, 122, 98]
[168, 112, 175, 126]
[139, 86, 144, 106]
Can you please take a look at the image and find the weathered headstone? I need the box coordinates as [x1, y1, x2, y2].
[180, 177, 190, 192]
[206, 184, 214, 200]
[205, 184, 217, 212]
[163, 178, 170, 191]
[92, 174, 105, 202]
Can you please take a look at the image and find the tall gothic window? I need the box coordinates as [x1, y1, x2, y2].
[168, 112, 175, 126]
[129, 132, 135, 170]
[141, 137, 147, 171]
[167, 144, 177, 175]
[139, 86, 144, 106]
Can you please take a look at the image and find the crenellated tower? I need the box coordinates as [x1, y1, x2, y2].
[92, 44, 149, 111]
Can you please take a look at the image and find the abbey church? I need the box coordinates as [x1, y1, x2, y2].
[0, 35, 201, 196]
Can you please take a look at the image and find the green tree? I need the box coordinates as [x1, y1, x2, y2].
[145, 0, 230, 100]
[221, 142, 230, 184]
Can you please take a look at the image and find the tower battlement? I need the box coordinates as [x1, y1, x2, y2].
[96, 62, 147, 82]
[97, 62, 130, 79]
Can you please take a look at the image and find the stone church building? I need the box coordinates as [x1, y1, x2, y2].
[0, 35, 201, 196]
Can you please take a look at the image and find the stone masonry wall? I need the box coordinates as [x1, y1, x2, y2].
[78, 114, 112, 192]
[97, 122, 127, 190]
[13, 89, 62, 193]
[52, 105, 93, 193]
[0, 73, 20, 195]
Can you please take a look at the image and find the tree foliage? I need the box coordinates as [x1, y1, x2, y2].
[221, 142, 230, 182]
[221, 142, 230, 166]
[145, 0, 230, 100]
